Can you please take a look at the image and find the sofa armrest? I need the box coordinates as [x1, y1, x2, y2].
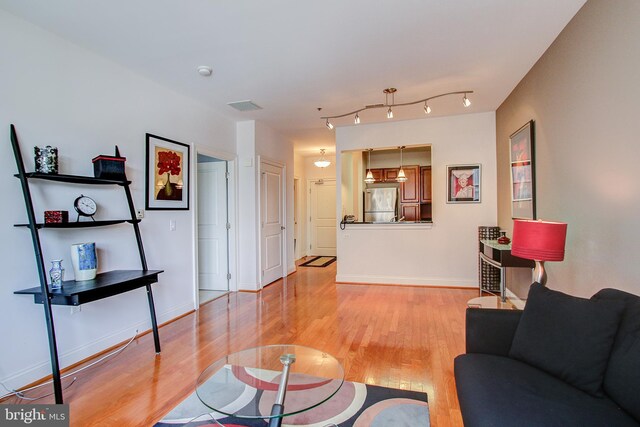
[465, 308, 523, 356]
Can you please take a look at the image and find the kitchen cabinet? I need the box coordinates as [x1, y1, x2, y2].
[420, 166, 432, 203]
[400, 165, 420, 203]
[369, 168, 399, 183]
[401, 204, 420, 221]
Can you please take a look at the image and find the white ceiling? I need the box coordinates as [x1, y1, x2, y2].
[0, 0, 586, 156]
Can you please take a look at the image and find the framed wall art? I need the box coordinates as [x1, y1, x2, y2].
[509, 120, 536, 219]
[447, 164, 481, 203]
[145, 133, 190, 210]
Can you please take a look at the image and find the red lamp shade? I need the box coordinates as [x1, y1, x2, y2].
[511, 220, 567, 262]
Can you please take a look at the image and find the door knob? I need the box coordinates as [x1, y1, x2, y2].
[281, 226, 286, 230]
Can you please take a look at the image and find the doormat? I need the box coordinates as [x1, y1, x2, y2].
[155, 370, 429, 427]
[300, 256, 336, 268]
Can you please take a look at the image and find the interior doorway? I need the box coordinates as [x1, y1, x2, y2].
[260, 160, 285, 286]
[196, 154, 229, 305]
[308, 178, 337, 256]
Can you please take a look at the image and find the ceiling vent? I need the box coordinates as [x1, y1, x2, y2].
[227, 100, 263, 111]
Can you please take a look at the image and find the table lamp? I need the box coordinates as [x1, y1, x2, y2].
[511, 219, 567, 286]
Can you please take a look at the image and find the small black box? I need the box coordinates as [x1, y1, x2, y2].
[92, 155, 126, 179]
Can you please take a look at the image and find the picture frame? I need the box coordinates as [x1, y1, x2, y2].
[447, 164, 481, 203]
[509, 120, 536, 219]
[145, 133, 190, 210]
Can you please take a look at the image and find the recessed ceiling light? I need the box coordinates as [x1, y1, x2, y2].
[197, 66, 213, 77]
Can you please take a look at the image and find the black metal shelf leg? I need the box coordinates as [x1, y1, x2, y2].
[146, 284, 161, 353]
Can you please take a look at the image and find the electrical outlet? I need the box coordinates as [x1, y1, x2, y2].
[169, 219, 176, 231]
[70, 306, 81, 315]
[136, 209, 144, 219]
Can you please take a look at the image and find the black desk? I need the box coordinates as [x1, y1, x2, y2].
[478, 240, 534, 301]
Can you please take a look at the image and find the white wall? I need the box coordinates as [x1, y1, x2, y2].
[236, 121, 258, 289]
[496, 0, 640, 298]
[0, 11, 236, 390]
[336, 112, 497, 287]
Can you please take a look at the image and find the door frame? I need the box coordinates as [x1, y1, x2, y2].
[306, 178, 337, 256]
[257, 156, 287, 289]
[192, 146, 237, 309]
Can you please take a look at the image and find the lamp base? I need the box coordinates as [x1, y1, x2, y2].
[533, 260, 547, 286]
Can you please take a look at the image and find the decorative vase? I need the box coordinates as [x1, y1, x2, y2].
[49, 259, 64, 290]
[70, 242, 97, 281]
[34, 146, 59, 174]
[497, 231, 511, 245]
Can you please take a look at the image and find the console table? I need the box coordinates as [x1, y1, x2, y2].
[471, 240, 534, 306]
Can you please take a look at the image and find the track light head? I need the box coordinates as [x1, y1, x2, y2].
[326, 119, 334, 130]
[463, 94, 471, 107]
[424, 102, 431, 114]
[387, 107, 393, 119]
[354, 113, 360, 124]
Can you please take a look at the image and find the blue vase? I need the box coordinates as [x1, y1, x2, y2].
[49, 259, 64, 289]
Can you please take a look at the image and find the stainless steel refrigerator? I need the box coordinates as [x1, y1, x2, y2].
[364, 186, 398, 222]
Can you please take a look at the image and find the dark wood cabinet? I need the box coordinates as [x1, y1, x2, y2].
[369, 168, 400, 183]
[370, 168, 384, 182]
[400, 165, 420, 203]
[420, 166, 432, 203]
[401, 204, 420, 221]
[384, 168, 399, 182]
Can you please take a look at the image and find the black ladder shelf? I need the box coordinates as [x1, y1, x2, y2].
[9, 124, 163, 404]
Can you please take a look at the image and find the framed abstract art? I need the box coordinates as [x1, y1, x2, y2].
[145, 133, 190, 210]
[509, 121, 536, 219]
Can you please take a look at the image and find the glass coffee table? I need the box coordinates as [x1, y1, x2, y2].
[196, 345, 344, 427]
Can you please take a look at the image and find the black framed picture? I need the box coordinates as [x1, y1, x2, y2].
[145, 133, 190, 210]
[447, 164, 481, 203]
[509, 120, 535, 219]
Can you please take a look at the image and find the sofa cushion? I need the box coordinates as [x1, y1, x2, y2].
[508, 283, 624, 396]
[592, 288, 640, 422]
[454, 353, 637, 427]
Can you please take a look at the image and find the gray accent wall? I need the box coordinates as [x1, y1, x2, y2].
[496, 0, 640, 297]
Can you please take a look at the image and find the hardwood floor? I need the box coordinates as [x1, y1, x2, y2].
[4, 261, 475, 426]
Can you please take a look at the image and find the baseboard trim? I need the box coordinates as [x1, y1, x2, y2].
[335, 274, 476, 288]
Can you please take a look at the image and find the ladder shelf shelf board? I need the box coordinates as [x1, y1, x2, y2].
[13, 219, 141, 229]
[8, 124, 162, 404]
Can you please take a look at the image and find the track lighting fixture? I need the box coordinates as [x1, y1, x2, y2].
[326, 119, 334, 130]
[314, 149, 331, 168]
[320, 88, 473, 128]
[463, 93, 471, 107]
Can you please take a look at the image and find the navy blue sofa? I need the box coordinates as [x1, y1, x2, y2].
[454, 287, 640, 427]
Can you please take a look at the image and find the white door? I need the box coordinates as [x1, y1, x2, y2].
[197, 161, 228, 291]
[261, 162, 284, 285]
[309, 179, 337, 256]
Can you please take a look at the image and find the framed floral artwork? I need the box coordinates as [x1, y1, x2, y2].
[145, 133, 190, 210]
[510, 120, 535, 219]
[447, 164, 481, 203]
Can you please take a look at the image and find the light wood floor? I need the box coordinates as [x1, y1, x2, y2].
[5, 260, 475, 426]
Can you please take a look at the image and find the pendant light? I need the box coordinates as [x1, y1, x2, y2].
[314, 149, 331, 168]
[396, 146, 408, 182]
[364, 149, 375, 184]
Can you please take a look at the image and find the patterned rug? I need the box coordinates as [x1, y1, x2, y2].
[299, 256, 337, 268]
[155, 366, 429, 427]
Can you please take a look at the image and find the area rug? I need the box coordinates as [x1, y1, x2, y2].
[299, 256, 337, 268]
[155, 366, 429, 427]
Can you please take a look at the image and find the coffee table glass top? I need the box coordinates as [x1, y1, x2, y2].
[196, 344, 344, 419]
